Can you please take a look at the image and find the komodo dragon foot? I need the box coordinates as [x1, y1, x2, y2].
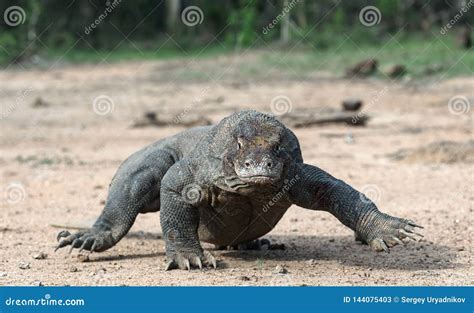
[355, 214, 423, 253]
[55, 229, 116, 253]
[165, 250, 217, 271]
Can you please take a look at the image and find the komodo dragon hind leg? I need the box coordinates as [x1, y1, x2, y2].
[56, 149, 176, 253]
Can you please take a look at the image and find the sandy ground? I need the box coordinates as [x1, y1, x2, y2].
[0, 53, 473, 286]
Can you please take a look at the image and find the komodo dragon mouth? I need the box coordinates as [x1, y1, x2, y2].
[238, 174, 278, 184]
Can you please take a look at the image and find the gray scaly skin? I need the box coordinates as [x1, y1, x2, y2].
[56, 110, 423, 270]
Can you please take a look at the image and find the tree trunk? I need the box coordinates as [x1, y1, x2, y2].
[166, 0, 181, 34]
[280, 0, 290, 44]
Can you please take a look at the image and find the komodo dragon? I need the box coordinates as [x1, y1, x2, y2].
[56, 110, 423, 270]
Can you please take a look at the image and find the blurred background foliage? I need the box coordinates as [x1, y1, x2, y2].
[0, 0, 472, 75]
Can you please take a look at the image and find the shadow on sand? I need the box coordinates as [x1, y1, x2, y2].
[222, 234, 461, 271]
[85, 233, 459, 271]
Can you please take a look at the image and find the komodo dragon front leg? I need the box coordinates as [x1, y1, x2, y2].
[159, 161, 217, 270]
[289, 164, 423, 252]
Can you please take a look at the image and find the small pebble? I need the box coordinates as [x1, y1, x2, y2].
[342, 99, 362, 111]
[19, 262, 30, 270]
[31, 97, 50, 108]
[77, 254, 90, 262]
[239, 275, 251, 281]
[33, 252, 48, 260]
[69, 266, 78, 273]
[32, 280, 44, 286]
[0, 272, 7, 277]
[93, 267, 107, 276]
[274, 265, 288, 274]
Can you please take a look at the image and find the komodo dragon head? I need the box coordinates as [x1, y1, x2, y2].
[210, 110, 301, 188]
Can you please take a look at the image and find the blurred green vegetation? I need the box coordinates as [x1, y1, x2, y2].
[0, 0, 472, 78]
[44, 44, 231, 64]
[264, 33, 474, 78]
